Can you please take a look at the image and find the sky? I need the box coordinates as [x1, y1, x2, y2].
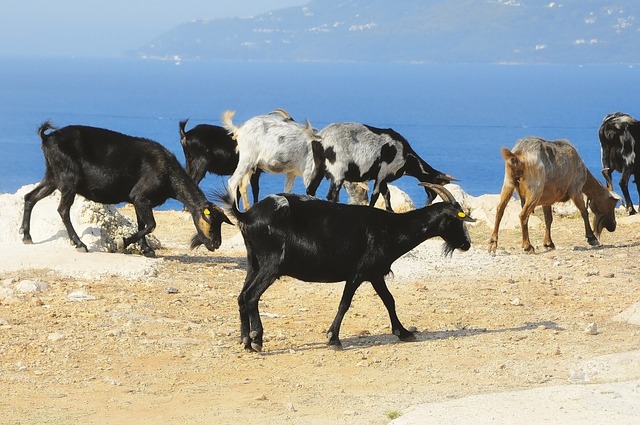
[0, 0, 307, 57]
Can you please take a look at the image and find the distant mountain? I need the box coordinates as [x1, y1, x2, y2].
[130, 0, 640, 64]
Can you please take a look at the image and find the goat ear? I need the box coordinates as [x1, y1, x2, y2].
[457, 210, 476, 223]
[204, 205, 233, 225]
[500, 147, 514, 161]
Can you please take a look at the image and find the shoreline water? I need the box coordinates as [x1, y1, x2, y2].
[2, 58, 639, 208]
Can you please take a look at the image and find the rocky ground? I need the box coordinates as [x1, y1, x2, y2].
[1, 202, 640, 424]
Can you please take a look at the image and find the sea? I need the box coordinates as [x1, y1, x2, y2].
[1, 57, 639, 210]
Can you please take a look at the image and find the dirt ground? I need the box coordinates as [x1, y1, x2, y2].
[1, 205, 640, 424]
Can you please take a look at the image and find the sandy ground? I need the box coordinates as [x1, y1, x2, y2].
[2, 199, 640, 424]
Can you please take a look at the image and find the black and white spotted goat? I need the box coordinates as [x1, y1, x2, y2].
[222, 183, 474, 352]
[599, 112, 640, 214]
[320, 122, 456, 211]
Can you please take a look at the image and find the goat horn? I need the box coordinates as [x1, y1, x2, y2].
[601, 168, 613, 188]
[269, 108, 293, 121]
[419, 182, 456, 204]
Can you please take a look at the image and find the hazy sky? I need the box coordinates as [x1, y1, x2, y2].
[0, 0, 307, 57]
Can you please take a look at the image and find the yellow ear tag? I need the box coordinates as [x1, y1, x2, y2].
[204, 208, 211, 216]
[457, 211, 466, 218]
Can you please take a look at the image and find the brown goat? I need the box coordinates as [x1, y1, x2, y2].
[488, 137, 619, 253]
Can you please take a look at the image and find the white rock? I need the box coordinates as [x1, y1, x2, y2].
[345, 182, 416, 212]
[48, 332, 66, 342]
[568, 370, 590, 383]
[585, 323, 599, 335]
[15, 280, 48, 293]
[66, 290, 96, 302]
[374, 185, 416, 212]
[0, 287, 14, 299]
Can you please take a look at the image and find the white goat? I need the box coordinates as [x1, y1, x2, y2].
[222, 109, 324, 207]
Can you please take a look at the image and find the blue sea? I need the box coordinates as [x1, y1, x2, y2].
[1, 57, 639, 210]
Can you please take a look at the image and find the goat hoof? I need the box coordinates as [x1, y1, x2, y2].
[327, 342, 343, 351]
[629, 209, 637, 216]
[241, 337, 252, 350]
[587, 237, 601, 247]
[250, 342, 263, 353]
[543, 243, 556, 250]
[22, 236, 33, 245]
[142, 249, 156, 258]
[394, 329, 417, 342]
[75, 244, 88, 253]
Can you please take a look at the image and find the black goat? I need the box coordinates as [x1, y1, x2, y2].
[179, 119, 261, 210]
[599, 112, 640, 214]
[222, 183, 474, 352]
[20, 121, 231, 257]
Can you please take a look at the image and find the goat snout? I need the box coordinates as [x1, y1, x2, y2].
[190, 234, 221, 251]
[458, 240, 472, 252]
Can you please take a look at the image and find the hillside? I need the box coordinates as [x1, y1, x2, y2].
[131, 0, 640, 64]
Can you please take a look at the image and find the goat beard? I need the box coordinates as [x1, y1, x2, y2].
[189, 233, 219, 251]
[593, 214, 607, 238]
[190, 234, 207, 250]
[441, 242, 456, 257]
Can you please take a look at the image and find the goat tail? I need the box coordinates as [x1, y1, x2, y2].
[179, 119, 189, 140]
[221, 110, 239, 138]
[218, 188, 244, 223]
[38, 120, 56, 143]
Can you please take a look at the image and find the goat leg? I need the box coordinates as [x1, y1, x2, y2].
[305, 165, 324, 197]
[238, 267, 259, 351]
[542, 206, 556, 250]
[120, 203, 156, 257]
[243, 271, 278, 353]
[370, 277, 416, 342]
[56, 190, 88, 252]
[572, 194, 600, 246]
[488, 184, 515, 254]
[620, 171, 637, 215]
[519, 202, 536, 253]
[249, 170, 261, 204]
[327, 280, 362, 350]
[284, 173, 296, 193]
[326, 180, 342, 203]
[20, 181, 56, 244]
[380, 181, 393, 212]
[237, 292, 252, 351]
[369, 181, 387, 210]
